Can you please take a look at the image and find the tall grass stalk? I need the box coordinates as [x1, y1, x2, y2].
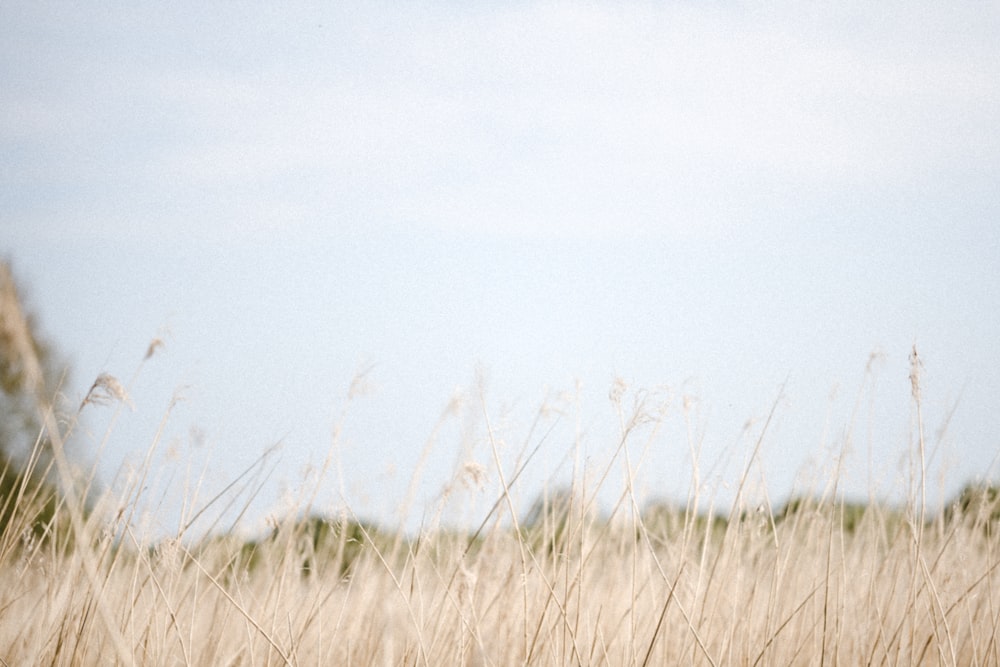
[0, 296, 997, 664]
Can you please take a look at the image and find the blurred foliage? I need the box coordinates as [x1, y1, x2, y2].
[161, 483, 1000, 587]
[943, 483, 1000, 537]
[521, 487, 580, 558]
[0, 450, 68, 555]
[0, 260, 72, 547]
[279, 514, 385, 578]
[642, 500, 729, 547]
[774, 496, 870, 534]
[193, 514, 390, 583]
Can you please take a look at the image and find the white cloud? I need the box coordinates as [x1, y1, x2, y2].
[3, 2, 998, 242]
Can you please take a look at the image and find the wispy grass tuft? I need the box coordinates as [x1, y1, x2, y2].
[0, 296, 997, 665]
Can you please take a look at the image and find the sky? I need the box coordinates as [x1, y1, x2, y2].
[2, 2, 999, 538]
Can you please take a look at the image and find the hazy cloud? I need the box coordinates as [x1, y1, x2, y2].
[3, 2, 998, 242]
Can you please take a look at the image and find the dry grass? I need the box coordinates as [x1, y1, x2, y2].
[1, 269, 998, 665]
[1, 381, 998, 667]
[1, 465, 998, 666]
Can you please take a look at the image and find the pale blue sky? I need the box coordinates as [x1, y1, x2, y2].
[3, 2, 999, 536]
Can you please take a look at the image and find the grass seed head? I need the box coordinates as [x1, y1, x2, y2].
[81, 373, 132, 410]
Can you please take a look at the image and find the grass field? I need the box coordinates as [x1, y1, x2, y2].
[1, 272, 998, 665]
[2, 378, 999, 666]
